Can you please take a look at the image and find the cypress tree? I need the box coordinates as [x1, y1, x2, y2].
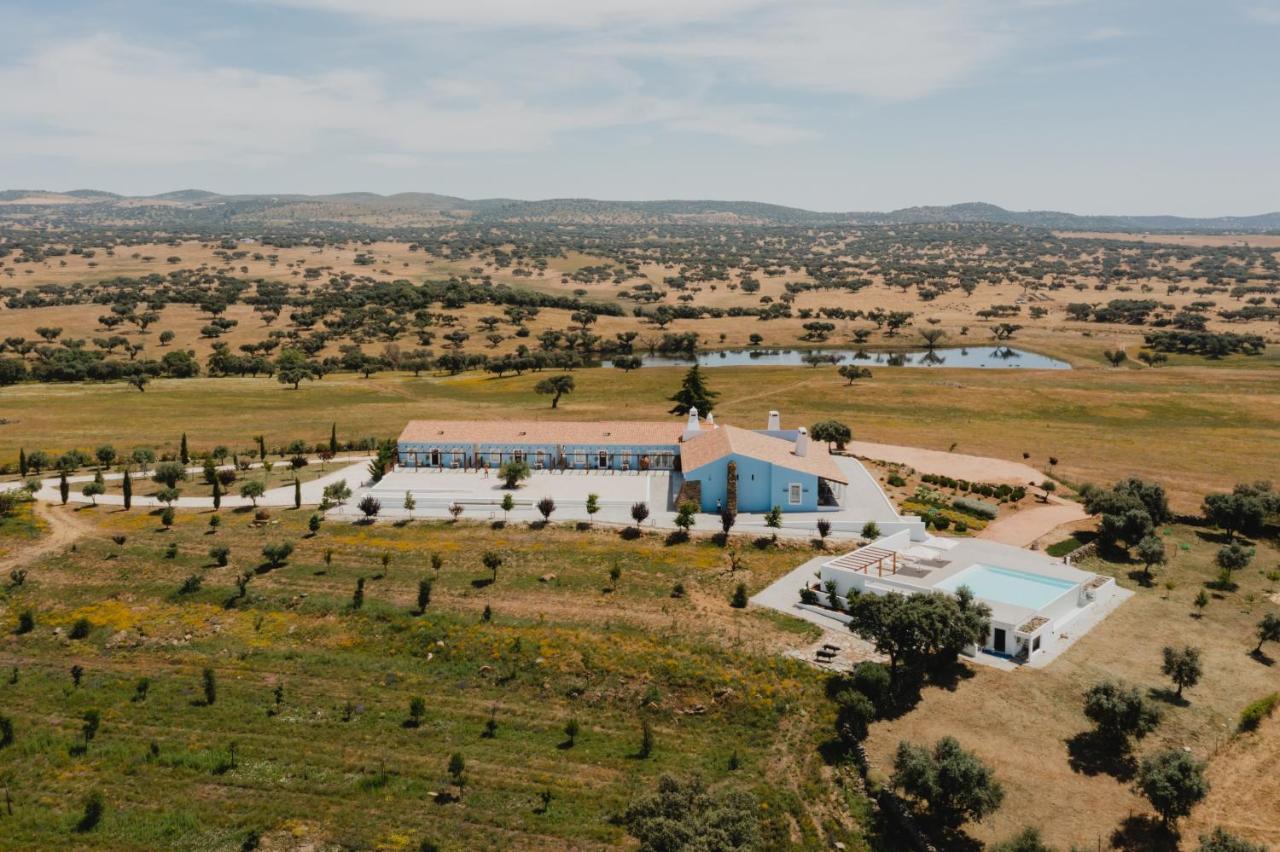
[726, 460, 738, 513]
[122, 469, 132, 510]
[180, 433, 189, 465]
[59, 470, 69, 505]
[294, 478, 302, 509]
[667, 365, 718, 416]
[212, 479, 222, 511]
[18, 448, 27, 477]
[329, 423, 338, 454]
[255, 435, 266, 461]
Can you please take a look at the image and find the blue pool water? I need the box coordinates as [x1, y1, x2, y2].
[935, 564, 1077, 610]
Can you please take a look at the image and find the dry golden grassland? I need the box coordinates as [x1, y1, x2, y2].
[2, 355, 1276, 510]
[864, 527, 1280, 849]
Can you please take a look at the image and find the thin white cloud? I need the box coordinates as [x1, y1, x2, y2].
[0, 34, 801, 168]
[1084, 26, 1127, 41]
[584, 1, 1011, 101]
[1246, 1, 1280, 23]
[257, 0, 776, 29]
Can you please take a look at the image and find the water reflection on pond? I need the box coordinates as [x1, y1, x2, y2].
[632, 346, 1071, 370]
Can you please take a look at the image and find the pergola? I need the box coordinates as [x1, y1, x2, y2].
[826, 546, 900, 577]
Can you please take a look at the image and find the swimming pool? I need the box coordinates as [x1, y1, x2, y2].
[935, 564, 1078, 610]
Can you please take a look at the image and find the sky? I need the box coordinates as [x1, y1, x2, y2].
[2, 0, 1278, 215]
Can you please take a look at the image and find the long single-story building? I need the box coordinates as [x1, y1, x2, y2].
[396, 409, 849, 513]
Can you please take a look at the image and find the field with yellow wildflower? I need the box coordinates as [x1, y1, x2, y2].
[0, 504, 867, 850]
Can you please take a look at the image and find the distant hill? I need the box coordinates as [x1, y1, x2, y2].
[1, 188, 1277, 232]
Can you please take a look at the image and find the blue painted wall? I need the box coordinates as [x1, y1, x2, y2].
[684, 453, 820, 513]
[397, 438, 823, 512]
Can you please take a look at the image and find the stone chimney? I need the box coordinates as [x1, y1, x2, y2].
[794, 427, 809, 457]
[683, 407, 702, 441]
[767, 410, 781, 431]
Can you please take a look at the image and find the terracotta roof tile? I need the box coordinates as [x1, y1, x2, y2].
[399, 420, 685, 447]
[679, 425, 848, 483]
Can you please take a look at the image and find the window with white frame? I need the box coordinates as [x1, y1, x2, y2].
[788, 483, 802, 505]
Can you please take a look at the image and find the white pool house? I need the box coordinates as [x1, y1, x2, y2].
[814, 531, 1114, 662]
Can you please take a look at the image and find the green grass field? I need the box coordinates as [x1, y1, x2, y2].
[0, 507, 862, 850]
[4, 354, 1277, 509]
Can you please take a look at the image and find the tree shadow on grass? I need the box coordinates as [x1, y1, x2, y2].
[1110, 815, 1178, 851]
[1148, 686, 1190, 708]
[1249, 648, 1275, 666]
[1065, 729, 1137, 780]
[924, 658, 976, 692]
[470, 578, 494, 589]
[1126, 570, 1157, 587]
[1192, 529, 1239, 546]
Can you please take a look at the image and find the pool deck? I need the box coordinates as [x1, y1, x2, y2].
[847, 536, 1095, 627]
[751, 535, 1127, 671]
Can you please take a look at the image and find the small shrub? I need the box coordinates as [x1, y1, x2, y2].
[730, 583, 748, 608]
[1238, 693, 1279, 732]
[202, 668, 217, 705]
[76, 791, 104, 832]
[261, 542, 293, 568]
[69, 617, 92, 640]
[179, 574, 203, 595]
[952, 496, 998, 520]
[799, 588, 819, 605]
[16, 609, 34, 634]
[860, 521, 880, 539]
[887, 474, 906, 487]
[209, 545, 230, 567]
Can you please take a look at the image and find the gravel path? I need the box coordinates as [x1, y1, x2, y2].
[846, 440, 1045, 485]
[977, 498, 1089, 548]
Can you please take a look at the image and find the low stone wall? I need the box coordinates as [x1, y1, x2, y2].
[1063, 539, 1098, 564]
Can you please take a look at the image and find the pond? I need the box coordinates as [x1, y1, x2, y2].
[629, 346, 1071, 370]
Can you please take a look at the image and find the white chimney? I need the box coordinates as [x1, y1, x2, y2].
[683, 407, 702, 441]
[794, 427, 809, 457]
[706, 412, 716, 427]
[767, 410, 781, 431]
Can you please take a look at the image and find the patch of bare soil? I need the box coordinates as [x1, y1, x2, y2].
[1186, 712, 1280, 846]
[0, 501, 93, 572]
